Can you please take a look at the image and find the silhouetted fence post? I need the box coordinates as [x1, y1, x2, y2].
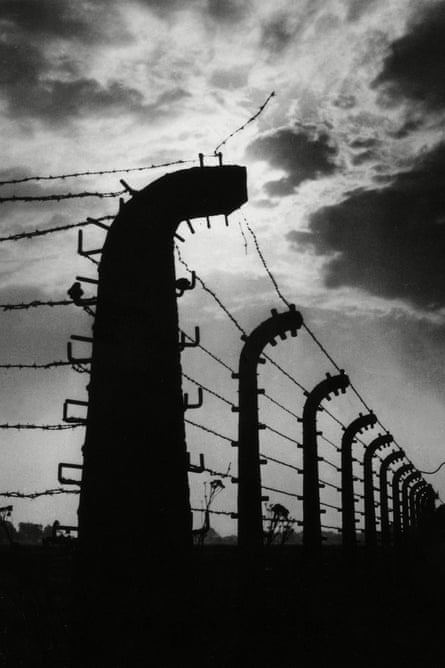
[341, 413, 377, 556]
[410, 480, 426, 533]
[236, 306, 303, 558]
[77, 161, 247, 660]
[401, 471, 421, 537]
[416, 484, 434, 530]
[392, 464, 413, 549]
[423, 485, 437, 527]
[379, 451, 404, 550]
[302, 371, 349, 557]
[363, 434, 393, 550]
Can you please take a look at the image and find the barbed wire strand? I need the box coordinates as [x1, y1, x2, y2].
[0, 190, 126, 204]
[183, 372, 234, 408]
[0, 361, 77, 370]
[214, 91, 275, 154]
[0, 299, 95, 311]
[242, 213, 422, 475]
[181, 329, 303, 422]
[418, 461, 445, 475]
[0, 423, 82, 430]
[176, 246, 246, 335]
[0, 159, 196, 187]
[0, 215, 113, 244]
[184, 418, 233, 443]
[0, 488, 80, 499]
[238, 218, 249, 254]
[242, 215, 290, 307]
[176, 250, 308, 397]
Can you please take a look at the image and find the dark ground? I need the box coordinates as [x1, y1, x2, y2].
[0, 536, 444, 668]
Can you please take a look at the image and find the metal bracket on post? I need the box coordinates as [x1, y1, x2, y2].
[63, 399, 88, 424]
[176, 272, 196, 297]
[183, 387, 203, 410]
[76, 275, 99, 286]
[186, 453, 205, 473]
[179, 327, 200, 351]
[67, 335, 93, 364]
[58, 462, 83, 485]
[77, 230, 102, 264]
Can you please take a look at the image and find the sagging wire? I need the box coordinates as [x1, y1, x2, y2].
[238, 218, 249, 254]
[264, 424, 301, 448]
[242, 213, 423, 480]
[242, 214, 290, 307]
[183, 372, 234, 408]
[176, 245, 246, 335]
[185, 418, 233, 444]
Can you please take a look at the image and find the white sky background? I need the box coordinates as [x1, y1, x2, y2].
[1, 0, 445, 536]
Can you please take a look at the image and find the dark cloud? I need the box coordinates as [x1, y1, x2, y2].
[349, 137, 379, 149]
[136, 0, 249, 23]
[261, 16, 296, 54]
[0, 0, 166, 124]
[389, 117, 423, 139]
[0, 37, 189, 124]
[207, 0, 250, 23]
[288, 142, 445, 310]
[332, 93, 357, 110]
[351, 150, 377, 166]
[0, 0, 124, 43]
[372, 2, 445, 112]
[346, 0, 380, 22]
[246, 127, 338, 197]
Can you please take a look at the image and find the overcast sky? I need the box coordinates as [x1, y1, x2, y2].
[1, 0, 444, 535]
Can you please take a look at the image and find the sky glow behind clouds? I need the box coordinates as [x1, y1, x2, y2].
[1, 0, 445, 532]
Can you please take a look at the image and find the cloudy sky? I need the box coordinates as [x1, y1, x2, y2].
[1, 0, 445, 535]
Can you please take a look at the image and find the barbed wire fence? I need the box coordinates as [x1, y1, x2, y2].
[0, 100, 440, 544]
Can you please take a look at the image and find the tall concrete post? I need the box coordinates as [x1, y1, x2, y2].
[363, 434, 393, 549]
[236, 306, 303, 558]
[379, 451, 404, 549]
[392, 464, 413, 548]
[302, 371, 349, 556]
[341, 413, 377, 555]
[410, 480, 426, 532]
[401, 471, 421, 535]
[77, 163, 247, 659]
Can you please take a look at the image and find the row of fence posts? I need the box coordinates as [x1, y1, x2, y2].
[59, 160, 436, 662]
[234, 305, 435, 562]
[62, 301, 436, 559]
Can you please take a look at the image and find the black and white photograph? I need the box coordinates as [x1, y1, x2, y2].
[1, 1, 445, 665]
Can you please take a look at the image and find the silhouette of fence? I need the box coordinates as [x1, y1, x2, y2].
[0, 156, 438, 559]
